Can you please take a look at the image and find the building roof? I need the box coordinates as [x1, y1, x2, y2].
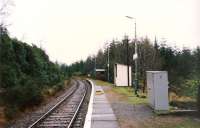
[96, 69, 106, 72]
[115, 63, 128, 66]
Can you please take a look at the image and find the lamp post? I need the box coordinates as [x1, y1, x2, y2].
[125, 16, 139, 96]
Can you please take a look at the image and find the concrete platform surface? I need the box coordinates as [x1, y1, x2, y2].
[91, 85, 120, 128]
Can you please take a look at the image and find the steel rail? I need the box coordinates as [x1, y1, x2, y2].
[67, 81, 88, 128]
[28, 82, 78, 128]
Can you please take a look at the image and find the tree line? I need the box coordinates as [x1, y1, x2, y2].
[67, 36, 200, 109]
[0, 27, 67, 118]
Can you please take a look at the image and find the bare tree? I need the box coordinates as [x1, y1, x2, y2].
[0, 0, 14, 27]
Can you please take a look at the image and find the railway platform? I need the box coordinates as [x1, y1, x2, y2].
[84, 80, 119, 128]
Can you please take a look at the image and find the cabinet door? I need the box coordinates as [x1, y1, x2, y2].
[154, 73, 169, 110]
[147, 73, 155, 108]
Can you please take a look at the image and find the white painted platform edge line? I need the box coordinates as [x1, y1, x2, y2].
[84, 79, 95, 128]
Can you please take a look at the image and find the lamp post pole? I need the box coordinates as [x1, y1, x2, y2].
[125, 16, 138, 96]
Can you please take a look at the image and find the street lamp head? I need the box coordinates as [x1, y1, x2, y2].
[125, 16, 133, 19]
[125, 16, 136, 21]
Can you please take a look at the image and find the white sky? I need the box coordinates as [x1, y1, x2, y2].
[4, 0, 200, 64]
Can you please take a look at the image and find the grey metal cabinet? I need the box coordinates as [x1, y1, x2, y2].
[146, 71, 169, 111]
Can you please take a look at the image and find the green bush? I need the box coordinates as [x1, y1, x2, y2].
[181, 80, 199, 98]
[2, 79, 43, 109]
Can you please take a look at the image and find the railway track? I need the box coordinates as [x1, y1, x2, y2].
[27, 80, 90, 128]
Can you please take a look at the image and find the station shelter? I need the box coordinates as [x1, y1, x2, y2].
[114, 63, 132, 86]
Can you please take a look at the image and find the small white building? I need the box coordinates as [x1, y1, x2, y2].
[114, 63, 132, 86]
[146, 71, 169, 111]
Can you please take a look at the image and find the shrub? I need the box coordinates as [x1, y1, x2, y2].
[2, 79, 43, 109]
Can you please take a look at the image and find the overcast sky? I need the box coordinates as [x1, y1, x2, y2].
[4, 0, 200, 64]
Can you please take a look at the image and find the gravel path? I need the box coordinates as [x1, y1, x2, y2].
[111, 103, 153, 128]
[101, 86, 154, 128]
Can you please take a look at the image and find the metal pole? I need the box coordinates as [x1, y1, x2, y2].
[134, 19, 139, 96]
[125, 16, 138, 96]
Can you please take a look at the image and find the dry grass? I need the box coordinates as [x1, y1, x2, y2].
[169, 92, 196, 102]
[169, 92, 197, 110]
[42, 80, 69, 98]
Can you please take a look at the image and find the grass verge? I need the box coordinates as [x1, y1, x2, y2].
[112, 87, 147, 104]
[94, 79, 114, 86]
[93, 79, 147, 104]
[158, 119, 200, 128]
